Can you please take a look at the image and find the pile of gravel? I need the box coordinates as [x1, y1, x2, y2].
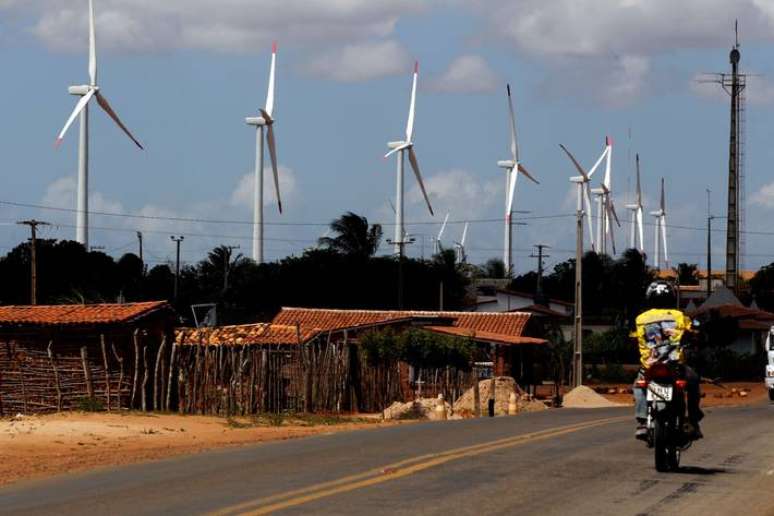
[563, 385, 626, 408]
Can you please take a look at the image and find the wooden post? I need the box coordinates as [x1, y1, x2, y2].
[141, 346, 149, 412]
[154, 336, 167, 412]
[47, 340, 63, 411]
[81, 346, 94, 400]
[473, 366, 481, 418]
[111, 342, 125, 410]
[489, 344, 496, 417]
[166, 342, 177, 412]
[16, 348, 28, 414]
[131, 330, 140, 409]
[100, 335, 112, 411]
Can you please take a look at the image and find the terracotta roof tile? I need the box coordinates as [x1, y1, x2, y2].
[273, 307, 534, 338]
[176, 324, 320, 347]
[424, 326, 546, 346]
[0, 301, 171, 327]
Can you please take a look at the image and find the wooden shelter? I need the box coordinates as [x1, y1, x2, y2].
[0, 301, 175, 414]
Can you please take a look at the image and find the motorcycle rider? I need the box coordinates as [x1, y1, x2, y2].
[633, 280, 703, 441]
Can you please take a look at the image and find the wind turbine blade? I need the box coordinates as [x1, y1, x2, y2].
[637, 207, 644, 252]
[517, 163, 539, 184]
[265, 124, 282, 214]
[408, 147, 433, 216]
[506, 166, 519, 215]
[635, 153, 642, 205]
[95, 92, 144, 149]
[559, 144, 589, 180]
[608, 215, 617, 255]
[265, 41, 277, 117]
[661, 216, 668, 265]
[603, 136, 613, 188]
[387, 198, 396, 215]
[384, 142, 410, 159]
[461, 222, 469, 246]
[608, 200, 621, 227]
[587, 145, 608, 179]
[660, 178, 666, 211]
[55, 89, 96, 145]
[506, 84, 519, 162]
[583, 184, 595, 250]
[438, 213, 449, 240]
[88, 0, 97, 86]
[406, 61, 418, 142]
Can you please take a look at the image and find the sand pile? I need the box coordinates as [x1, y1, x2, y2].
[383, 398, 452, 420]
[563, 385, 626, 408]
[453, 377, 547, 416]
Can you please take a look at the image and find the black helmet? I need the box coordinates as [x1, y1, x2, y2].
[645, 280, 677, 309]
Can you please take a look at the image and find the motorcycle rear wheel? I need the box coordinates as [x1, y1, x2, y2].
[654, 417, 673, 472]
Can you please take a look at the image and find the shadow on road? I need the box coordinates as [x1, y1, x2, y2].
[673, 466, 727, 475]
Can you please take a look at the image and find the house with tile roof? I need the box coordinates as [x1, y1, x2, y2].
[0, 301, 175, 415]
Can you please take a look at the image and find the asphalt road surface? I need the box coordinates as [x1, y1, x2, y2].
[2, 403, 774, 515]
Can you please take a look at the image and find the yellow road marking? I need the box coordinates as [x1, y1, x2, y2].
[211, 416, 627, 516]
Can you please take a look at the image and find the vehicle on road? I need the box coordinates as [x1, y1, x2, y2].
[766, 328, 774, 401]
[636, 339, 699, 472]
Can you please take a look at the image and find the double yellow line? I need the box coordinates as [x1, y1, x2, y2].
[211, 415, 626, 515]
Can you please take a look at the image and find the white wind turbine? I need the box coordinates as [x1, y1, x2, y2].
[624, 153, 645, 252]
[246, 42, 282, 264]
[559, 144, 596, 251]
[434, 213, 450, 254]
[455, 222, 469, 263]
[589, 137, 620, 254]
[650, 178, 669, 270]
[55, 0, 143, 249]
[497, 84, 538, 277]
[385, 62, 434, 255]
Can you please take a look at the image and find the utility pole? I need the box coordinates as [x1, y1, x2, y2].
[387, 237, 414, 309]
[17, 220, 50, 305]
[171, 236, 184, 301]
[706, 189, 714, 301]
[137, 231, 143, 263]
[223, 245, 241, 291]
[573, 187, 584, 388]
[531, 244, 551, 306]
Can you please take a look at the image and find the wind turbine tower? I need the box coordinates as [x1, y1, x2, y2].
[650, 178, 669, 270]
[625, 154, 645, 252]
[497, 84, 539, 277]
[55, 0, 143, 249]
[435, 213, 450, 254]
[246, 42, 283, 264]
[385, 62, 434, 256]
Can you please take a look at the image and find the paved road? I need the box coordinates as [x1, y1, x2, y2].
[2, 404, 774, 515]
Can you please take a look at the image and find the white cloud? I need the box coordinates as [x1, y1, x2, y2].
[3, 1, 422, 53]
[302, 40, 411, 82]
[42, 176, 125, 214]
[407, 168, 499, 220]
[752, 182, 774, 208]
[427, 55, 500, 94]
[230, 166, 297, 210]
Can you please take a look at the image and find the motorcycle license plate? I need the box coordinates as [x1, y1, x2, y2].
[647, 383, 673, 401]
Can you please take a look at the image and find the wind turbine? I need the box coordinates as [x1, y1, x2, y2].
[385, 61, 434, 255]
[497, 84, 538, 277]
[589, 137, 619, 254]
[650, 178, 669, 270]
[625, 154, 645, 252]
[55, 0, 143, 249]
[455, 222, 469, 263]
[246, 42, 282, 264]
[559, 143, 597, 388]
[434, 213, 450, 254]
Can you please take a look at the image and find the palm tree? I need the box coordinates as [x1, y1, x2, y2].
[318, 212, 383, 259]
[201, 245, 248, 291]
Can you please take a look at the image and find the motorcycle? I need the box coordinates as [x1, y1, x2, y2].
[636, 341, 697, 472]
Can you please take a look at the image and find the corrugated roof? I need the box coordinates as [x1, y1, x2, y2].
[273, 307, 533, 338]
[0, 301, 171, 327]
[175, 324, 320, 347]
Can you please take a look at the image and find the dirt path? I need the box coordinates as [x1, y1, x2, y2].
[596, 381, 767, 407]
[0, 412, 396, 487]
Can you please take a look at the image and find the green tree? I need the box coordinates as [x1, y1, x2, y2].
[318, 212, 383, 259]
[675, 263, 699, 286]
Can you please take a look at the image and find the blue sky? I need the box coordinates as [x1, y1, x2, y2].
[2, 0, 774, 274]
